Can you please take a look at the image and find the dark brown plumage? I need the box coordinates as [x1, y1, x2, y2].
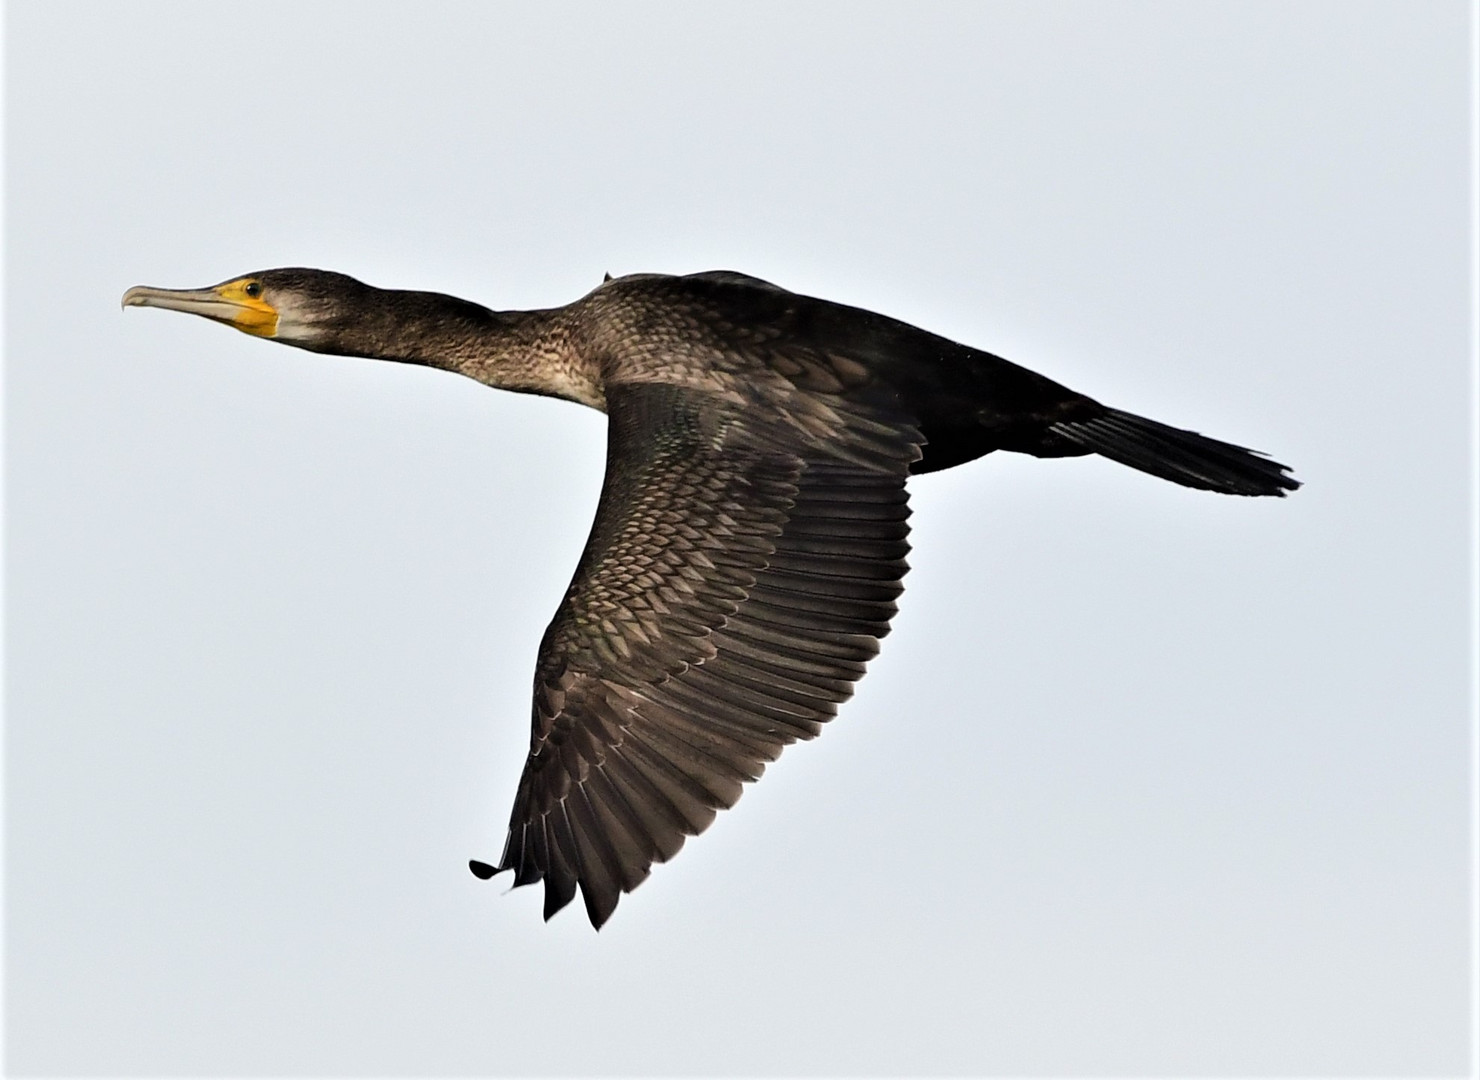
[123, 267, 1299, 927]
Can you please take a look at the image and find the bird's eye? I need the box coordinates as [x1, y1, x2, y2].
[244, 281, 263, 298]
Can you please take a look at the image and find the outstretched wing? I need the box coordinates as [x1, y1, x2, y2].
[488, 382, 920, 926]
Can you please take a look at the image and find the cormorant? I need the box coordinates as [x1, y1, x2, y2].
[123, 268, 1298, 928]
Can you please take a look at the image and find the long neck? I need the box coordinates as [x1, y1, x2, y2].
[320, 288, 605, 410]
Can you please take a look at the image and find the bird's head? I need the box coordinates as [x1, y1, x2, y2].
[122, 268, 375, 352]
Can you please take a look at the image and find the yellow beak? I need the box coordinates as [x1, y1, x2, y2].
[121, 281, 278, 337]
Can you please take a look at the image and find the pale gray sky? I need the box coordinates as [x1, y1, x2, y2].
[6, 2, 1473, 1075]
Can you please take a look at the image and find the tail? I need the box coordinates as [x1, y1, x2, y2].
[1048, 408, 1300, 496]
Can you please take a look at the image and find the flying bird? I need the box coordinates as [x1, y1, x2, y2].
[123, 268, 1298, 927]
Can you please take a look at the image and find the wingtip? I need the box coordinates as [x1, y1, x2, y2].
[468, 859, 500, 880]
[582, 884, 619, 930]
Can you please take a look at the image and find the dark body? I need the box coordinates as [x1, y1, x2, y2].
[594, 272, 1284, 487]
[612, 270, 1094, 474]
[123, 268, 1298, 928]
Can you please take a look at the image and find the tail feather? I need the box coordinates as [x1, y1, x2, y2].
[1048, 409, 1300, 496]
